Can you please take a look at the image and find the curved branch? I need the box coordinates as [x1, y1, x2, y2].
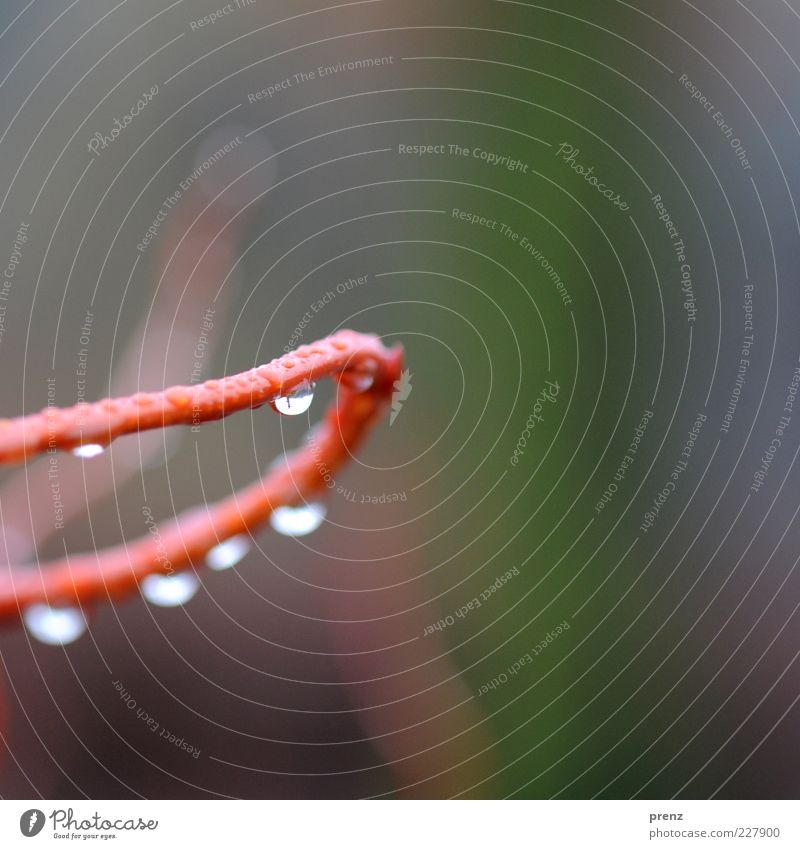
[0, 330, 403, 620]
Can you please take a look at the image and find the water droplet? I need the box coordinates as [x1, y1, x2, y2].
[206, 536, 251, 571]
[24, 604, 87, 645]
[271, 380, 315, 416]
[166, 388, 191, 408]
[270, 502, 326, 536]
[340, 371, 374, 392]
[141, 572, 199, 607]
[72, 443, 106, 459]
[338, 356, 379, 392]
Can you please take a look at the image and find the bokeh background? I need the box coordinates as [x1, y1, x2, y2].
[0, 0, 799, 799]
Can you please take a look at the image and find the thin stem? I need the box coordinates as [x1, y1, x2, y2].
[0, 330, 403, 620]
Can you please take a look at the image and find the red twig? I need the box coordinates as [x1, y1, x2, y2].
[0, 330, 403, 620]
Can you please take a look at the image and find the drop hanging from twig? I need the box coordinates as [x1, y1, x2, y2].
[206, 536, 251, 571]
[72, 443, 106, 458]
[141, 572, 199, 607]
[24, 604, 87, 645]
[270, 502, 326, 536]
[271, 380, 315, 416]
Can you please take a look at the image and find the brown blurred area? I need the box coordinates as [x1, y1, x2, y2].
[0, 0, 502, 798]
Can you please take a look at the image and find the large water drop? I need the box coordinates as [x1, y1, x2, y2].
[141, 572, 199, 607]
[24, 604, 87, 645]
[270, 502, 326, 537]
[272, 380, 315, 416]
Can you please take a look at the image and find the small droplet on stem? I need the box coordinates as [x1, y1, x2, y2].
[72, 443, 106, 459]
[206, 536, 251, 571]
[338, 358, 378, 392]
[141, 572, 199, 607]
[270, 502, 326, 536]
[340, 371, 374, 392]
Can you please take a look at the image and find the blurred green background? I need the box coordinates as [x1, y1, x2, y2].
[0, 0, 799, 799]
